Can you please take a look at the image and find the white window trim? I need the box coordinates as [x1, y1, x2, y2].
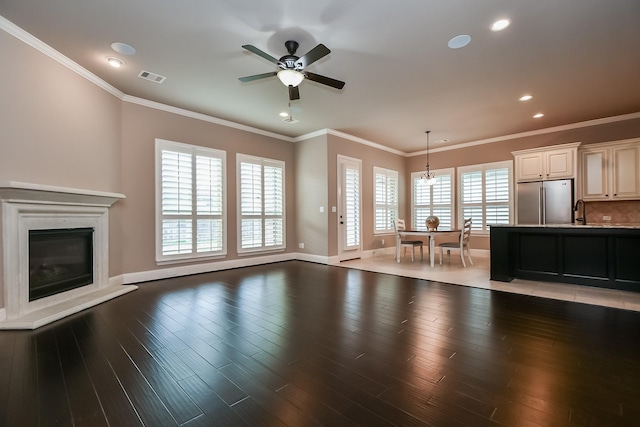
[411, 167, 455, 231]
[155, 138, 227, 264]
[457, 160, 513, 235]
[373, 166, 399, 235]
[236, 153, 286, 254]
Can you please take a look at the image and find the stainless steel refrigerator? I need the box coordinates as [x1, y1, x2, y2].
[516, 179, 574, 225]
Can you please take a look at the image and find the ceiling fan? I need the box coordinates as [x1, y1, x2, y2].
[239, 40, 345, 101]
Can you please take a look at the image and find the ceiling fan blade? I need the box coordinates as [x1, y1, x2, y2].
[289, 85, 300, 101]
[295, 44, 331, 69]
[238, 71, 277, 82]
[242, 44, 280, 64]
[304, 72, 345, 90]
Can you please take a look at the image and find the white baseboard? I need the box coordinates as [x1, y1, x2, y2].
[120, 252, 299, 284]
[114, 247, 491, 286]
[295, 253, 333, 264]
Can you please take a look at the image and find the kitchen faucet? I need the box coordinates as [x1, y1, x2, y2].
[574, 199, 586, 225]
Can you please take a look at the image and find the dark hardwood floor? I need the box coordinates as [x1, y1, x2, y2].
[1, 260, 639, 426]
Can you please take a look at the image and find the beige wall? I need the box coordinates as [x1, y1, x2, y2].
[327, 134, 407, 256]
[295, 135, 329, 256]
[119, 102, 296, 275]
[406, 118, 640, 250]
[0, 30, 124, 275]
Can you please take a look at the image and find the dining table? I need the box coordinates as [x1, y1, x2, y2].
[396, 229, 461, 267]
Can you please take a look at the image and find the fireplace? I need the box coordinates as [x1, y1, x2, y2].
[0, 182, 137, 329]
[29, 228, 94, 301]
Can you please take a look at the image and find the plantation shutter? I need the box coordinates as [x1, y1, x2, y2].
[412, 169, 454, 231]
[161, 150, 193, 255]
[238, 155, 285, 252]
[157, 140, 226, 261]
[461, 170, 484, 231]
[195, 155, 224, 252]
[485, 167, 510, 226]
[344, 166, 360, 247]
[459, 162, 512, 232]
[240, 162, 263, 249]
[374, 167, 398, 234]
[432, 174, 452, 230]
[264, 164, 284, 247]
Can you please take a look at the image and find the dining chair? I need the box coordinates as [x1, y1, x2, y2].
[394, 218, 423, 262]
[439, 218, 473, 267]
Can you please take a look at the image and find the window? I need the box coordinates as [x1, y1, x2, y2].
[374, 167, 398, 234]
[411, 168, 455, 230]
[237, 154, 285, 253]
[156, 139, 226, 262]
[458, 160, 512, 233]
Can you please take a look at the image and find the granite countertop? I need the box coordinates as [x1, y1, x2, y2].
[491, 223, 640, 229]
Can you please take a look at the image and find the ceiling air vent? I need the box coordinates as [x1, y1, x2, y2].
[138, 70, 166, 84]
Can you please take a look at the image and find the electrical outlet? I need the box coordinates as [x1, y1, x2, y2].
[381, 239, 385, 245]
[603, 215, 612, 221]
[299, 242, 304, 249]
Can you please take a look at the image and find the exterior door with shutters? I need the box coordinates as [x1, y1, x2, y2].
[337, 155, 362, 261]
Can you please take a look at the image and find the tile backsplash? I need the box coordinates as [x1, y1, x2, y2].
[585, 200, 640, 224]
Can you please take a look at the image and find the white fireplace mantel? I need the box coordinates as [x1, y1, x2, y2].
[0, 181, 125, 206]
[0, 181, 136, 329]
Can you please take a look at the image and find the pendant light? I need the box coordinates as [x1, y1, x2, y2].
[420, 130, 436, 185]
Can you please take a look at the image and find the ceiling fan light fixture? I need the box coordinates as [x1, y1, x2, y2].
[277, 69, 305, 87]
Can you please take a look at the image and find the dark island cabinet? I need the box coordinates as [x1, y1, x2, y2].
[490, 225, 640, 292]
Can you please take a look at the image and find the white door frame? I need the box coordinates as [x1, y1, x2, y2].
[337, 155, 362, 261]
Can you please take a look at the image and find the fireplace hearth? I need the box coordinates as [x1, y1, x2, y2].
[0, 182, 137, 329]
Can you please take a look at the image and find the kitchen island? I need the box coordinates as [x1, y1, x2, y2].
[490, 224, 640, 292]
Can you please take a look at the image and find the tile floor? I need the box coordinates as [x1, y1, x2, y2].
[339, 251, 640, 312]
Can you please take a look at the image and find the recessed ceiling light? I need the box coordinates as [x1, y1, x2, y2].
[533, 113, 544, 119]
[519, 95, 533, 101]
[448, 35, 472, 49]
[106, 57, 123, 68]
[111, 42, 136, 56]
[279, 112, 289, 118]
[491, 19, 511, 32]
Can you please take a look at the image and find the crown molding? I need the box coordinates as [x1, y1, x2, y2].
[327, 129, 407, 156]
[293, 129, 406, 156]
[407, 111, 640, 157]
[0, 15, 125, 100]
[121, 95, 295, 142]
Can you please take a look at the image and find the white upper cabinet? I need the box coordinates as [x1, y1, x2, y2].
[512, 142, 580, 182]
[579, 138, 640, 200]
[581, 148, 608, 199]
